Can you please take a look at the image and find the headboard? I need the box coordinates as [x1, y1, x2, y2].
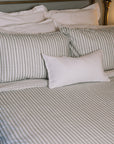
[0, 0, 110, 25]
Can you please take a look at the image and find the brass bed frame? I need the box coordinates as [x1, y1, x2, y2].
[0, 0, 111, 25]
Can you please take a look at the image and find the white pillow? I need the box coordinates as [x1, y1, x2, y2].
[44, 3, 100, 26]
[51, 9, 98, 26]
[0, 5, 47, 27]
[42, 51, 109, 89]
[0, 19, 56, 33]
[45, 3, 100, 19]
[83, 3, 100, 20]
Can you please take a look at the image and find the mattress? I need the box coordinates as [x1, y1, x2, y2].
[0, 75, 114, 144]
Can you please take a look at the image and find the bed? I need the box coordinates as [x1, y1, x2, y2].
[0, 0, 114, 144]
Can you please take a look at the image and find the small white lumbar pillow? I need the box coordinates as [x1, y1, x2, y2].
[42, 51, 110, 89]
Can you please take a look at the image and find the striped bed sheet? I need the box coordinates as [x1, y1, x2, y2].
[0, 70, 114, 93]
[0, 76, 114, 144]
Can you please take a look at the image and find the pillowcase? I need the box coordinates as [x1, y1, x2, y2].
[83, 3, 100, 21]
[60, 26, 114, 70]
[0, 32, 70, 82]
[42, 51, 109, 89]
[44, 3, 100, 26]
[50, 9, 98, 26]
[59, 24, 114, 29]
[0, 19, 56, 33]
[0, 5, 47, 27]
[45, 3, 100, 20]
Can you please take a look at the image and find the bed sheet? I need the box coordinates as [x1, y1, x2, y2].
[0, 76, 114, 144]
[0, 70, 114, 92]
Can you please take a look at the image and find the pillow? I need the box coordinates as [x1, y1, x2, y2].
[0, 5, 47, 27]
[50, 9, 98, 26]
[0, 32, 70, 82]
[0, 19, 56, 33]
[60, 26, 114, 70]
[83, 3, 100, 21]
[59, 24, 114, 29]
[45, 3, 100, 20]
[44, 3, 100, 26]
[42, 51, 110, 89]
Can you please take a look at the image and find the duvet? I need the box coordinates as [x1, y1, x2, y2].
[0, 72, 114, 144]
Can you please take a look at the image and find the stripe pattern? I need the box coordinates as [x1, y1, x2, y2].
[60, 27, 114, 70]
[0, 32, 70, 82]
[1, 77, 114, 144]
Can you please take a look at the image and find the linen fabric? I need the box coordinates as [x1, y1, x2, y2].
[0, 5, 47, 27]
[1, 76, 114, 144]
[49, 9, 98, 26]
[44, 3, 100, 26]
[60, 26, 114, 70]
[0, 19, 56, 33]
[43, 51, 109, 88]
[83, 3, 100, 20]
[0, 70, 113, 92]
[0, 32, 70, 82]
[45, 3, 100, 19]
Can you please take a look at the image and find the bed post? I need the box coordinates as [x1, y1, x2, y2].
[103, 0, 111, 25]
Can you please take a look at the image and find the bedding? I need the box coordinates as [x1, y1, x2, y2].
[60, 26, 114, 71]
[0, 1, 114, 144]
[59, 24, 114, 29]
[0, 5, 47, 27]
[0, 70, 114, 93]
[1, 76, 114, 144]
[0, 31, 70, 82]
[45, 3, 100, 20]
[43, 51, 109, 88]
[0, 19, 56, 33]
[50, 9, 98, 26]
[44, 3, 100, 26]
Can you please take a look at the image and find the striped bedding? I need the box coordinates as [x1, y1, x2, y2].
[60, 26, 114, 70]
[1, 76, 114, 144]
[0, 31, 70, 82]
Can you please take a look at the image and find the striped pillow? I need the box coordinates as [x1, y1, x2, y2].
[0, 32, 70, 82]
[60, 27, 114, 70]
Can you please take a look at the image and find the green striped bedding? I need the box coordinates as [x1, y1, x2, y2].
[1, 77, 114, 144]
[60, 26, 114, 70]
[0, 31, 70, 82]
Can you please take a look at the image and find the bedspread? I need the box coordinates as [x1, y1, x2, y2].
[0, 77, 114, 144]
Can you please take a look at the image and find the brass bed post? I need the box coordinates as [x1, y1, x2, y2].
[103, 0, 112, 25]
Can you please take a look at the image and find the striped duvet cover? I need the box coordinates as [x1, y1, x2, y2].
[0, 76, 114, 144]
